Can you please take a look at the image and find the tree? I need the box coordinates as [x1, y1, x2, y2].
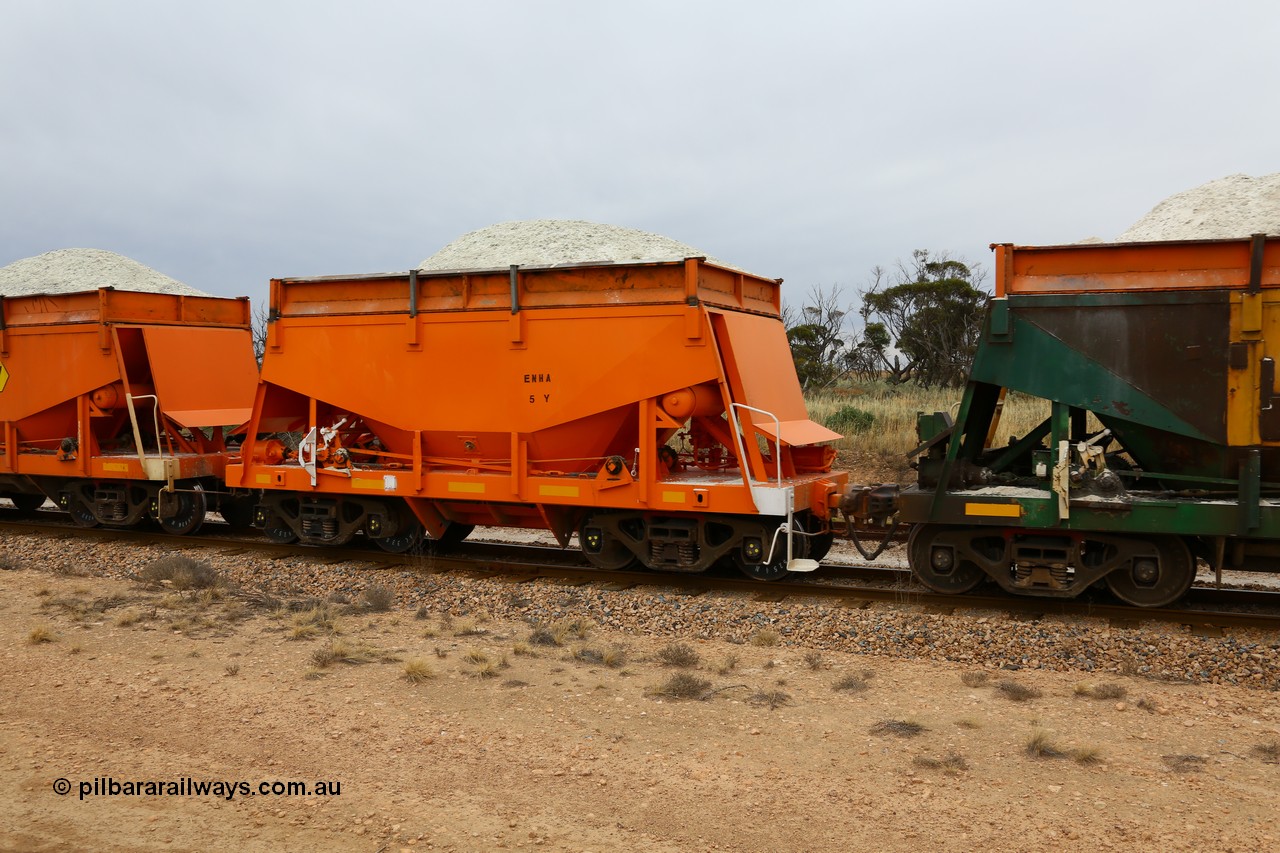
[861, 250, 988, 388]
[784, 285, 856, 391]
[844, 266, 905, 383]
[251, 301, 270, 367]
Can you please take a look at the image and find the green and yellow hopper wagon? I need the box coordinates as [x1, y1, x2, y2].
[901, 235, 1280, 606]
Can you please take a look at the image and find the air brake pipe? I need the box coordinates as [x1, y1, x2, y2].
[838, 483, 901, 560]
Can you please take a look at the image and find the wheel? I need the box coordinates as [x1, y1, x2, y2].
[156, 483, 207, 536]
[59, 485, 99, 528]
[798, 513, 834, 562]
[262, 507, 299, 540]
[422, 522, 474, 554]
[1105, 536, 1195, 608]
[6, 493, 47, 512]
[265, 522, 298, 544]
[218, 495, 257, 531]
[374, 520, 424, 554]
[733, 524, 805, 582]
[907, 524, 986, 594]
[579, 517, 639, 570]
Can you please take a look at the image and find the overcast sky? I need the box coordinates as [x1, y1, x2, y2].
[2, 1, 1277, 307]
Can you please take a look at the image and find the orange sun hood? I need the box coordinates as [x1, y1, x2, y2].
[142, 326, 258, 427]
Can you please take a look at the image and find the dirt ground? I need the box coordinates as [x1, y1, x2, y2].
[3, 563, 1279, 853]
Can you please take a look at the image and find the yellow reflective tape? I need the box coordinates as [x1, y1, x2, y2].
[965, 502, 1021, 518]
[448, 481, 486, 494]
[255, 474, 271, 485]
[352, 479, 383, 491]
[662, 490, 686, 504]
[539, 484, 580, 498]
[102, 462, 130, 472]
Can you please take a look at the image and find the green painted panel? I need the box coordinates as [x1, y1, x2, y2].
[972, 312, 1218, 442]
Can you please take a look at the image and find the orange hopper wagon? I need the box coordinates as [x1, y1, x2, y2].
[227, 258, 850, 579]
[0, 288, 260, 533]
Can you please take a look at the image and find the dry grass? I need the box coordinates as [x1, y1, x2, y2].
[954, 717, 982, 730]
[402, 658, 436, 684]
[832, 673, 870, 693]
[650, 672, 713, 701]
[656, 642, 701, 668]
[359, 584, 395, 612]
[1071, 746, 1104, 765]
[1074, 682, 1127, 701]
[463, 649, 490, 665]
[471, 662, 500, 679]
[803, 651, 824, 671]
[749, 689, 792, 710]
[223, 664, 240, 677]
[1162, 754, 1206, 773]
[715, 653, 740, 675]
[871, 719, 925, 738]
[1252, 740, 1280, 764]
[454, 619, 487, 637]
[310, 639, 374, 668]
[528, 617, 592, 647]
[234, 588, 282, 610]
[913, 753, 969, 773]
[1025, 730, 1064, 758]
[27, 625, 56, 645]
[138, 555, 223, 591]
[0, 554, 25, 571]
[289, 603, 342, 639]
[114, 608, 144, 627]
[960, 671, 990, 688]
[573, 645, 627, 668]
[807, 383, 1049, 465]
[995, 680, 1041, 702]
[749, 629, 780, 648]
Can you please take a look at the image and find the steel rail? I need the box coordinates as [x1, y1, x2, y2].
[2, 515, 1280, 632]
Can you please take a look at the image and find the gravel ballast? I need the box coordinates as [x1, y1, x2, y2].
[4, 532, 1276, 691]
[0, 248, 209, 297]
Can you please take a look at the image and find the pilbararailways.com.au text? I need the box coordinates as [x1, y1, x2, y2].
[52, 776, 342, 801]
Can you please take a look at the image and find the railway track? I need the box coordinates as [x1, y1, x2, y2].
[4, 512, 1280, 633]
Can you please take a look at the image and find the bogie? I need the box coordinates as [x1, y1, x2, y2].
[906, 523, 1198, 608]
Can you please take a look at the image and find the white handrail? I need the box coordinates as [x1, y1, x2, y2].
[125, 394, 163, 463]
[726, 403, 817, 573]
[727, 402, 782, 486]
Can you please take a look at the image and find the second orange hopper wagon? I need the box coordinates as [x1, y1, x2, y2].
[228, 258, 849, 578]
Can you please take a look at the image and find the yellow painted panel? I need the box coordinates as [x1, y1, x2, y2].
[965, 502, 1021, 518]
[353, 479, 383, 491]
[1242, 292, 1263, 332]
[662, 490, 687, 504]
[448, 481, 486, 494]
[102, 462, 130, 472]
[255, 474, 271, 485]
[539, 484, 580, 498]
